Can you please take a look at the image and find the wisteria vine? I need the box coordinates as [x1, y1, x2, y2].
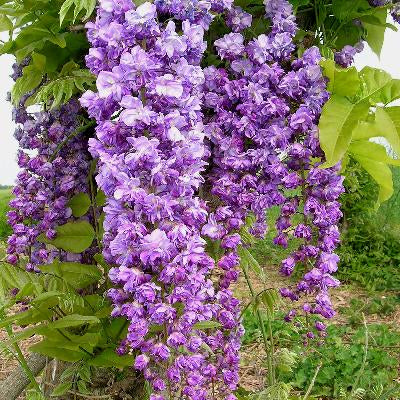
[79, 0, 345, 397]
[8, 0, 398, 398]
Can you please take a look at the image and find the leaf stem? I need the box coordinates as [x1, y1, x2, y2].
[302, 363, 322, 400]
[0, 310, 43, 394]
[50, 120, 96, 162]
[89, 159, 103, 251]
[241, 266, 275, 386]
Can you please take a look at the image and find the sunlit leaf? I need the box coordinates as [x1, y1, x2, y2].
[319, 95, 370, 167]
[352, 107, 400, 156]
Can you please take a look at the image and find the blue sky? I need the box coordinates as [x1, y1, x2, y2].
[0, 26, 399, 185]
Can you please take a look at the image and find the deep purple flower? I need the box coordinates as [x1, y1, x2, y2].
[7, 87, 93, 270]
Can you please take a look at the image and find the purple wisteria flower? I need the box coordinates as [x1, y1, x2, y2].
[202, 0, 343, 341]
[334, 42, 364, 68]
[82, 1, 239, 399]
[392, 3, 400, 23]
[6, 70, 93, 270]
[368, 0, 391, 5]
[226, 6, 252, 32]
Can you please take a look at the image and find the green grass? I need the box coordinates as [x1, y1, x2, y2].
[0, 188, 12, 239]
[242, 310, 400, 399]
[250, 205, 302, 267]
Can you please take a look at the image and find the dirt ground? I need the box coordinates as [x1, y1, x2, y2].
[234, 264, 400, 393]
[1, 264, 399, 398]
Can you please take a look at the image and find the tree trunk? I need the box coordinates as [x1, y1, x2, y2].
[0, 353, 47, 400]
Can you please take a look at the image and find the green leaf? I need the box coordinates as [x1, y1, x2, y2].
[0, 40, 14, 55]
[31, 291, 62, 305]
[93, 253, 109, 270]
[60, 0, 74, 25]
[370, 79, 400, 105]
[235, 386, 251, 400]
[39, 221, 95, 253]
[67, 332, 101, 346]
[319, 95, 370, 167]
[12, 15, 69, 61]
[95, 189, 106, 207]
[349, 141, 398, 206]
[88, 349, 134, 368]
[335, 22, 363, 50]
[60, 0, 96, 25]
[39, 262, 101, 289]
[32, 66, 95, 108]
[60, 366, 77, 381]
[11, 53, 46, 104]
[0, 263, 43, 301]
[68, 192, 91, 218]
[356, 67, 392, 102]
[78, 365, 92, 382]
[0, 14, 12, 31]
[238, 246, 265, 280]
[385, 106, 400, 143]
[261, 289, 279, 316]
[352, 156, 394, 207]
[321, 60, 360, 97]
[352, 107, 400, 156]
[48, 314, 100, 329]
[77, 380, 90, 394]
[320, 67, 400, 168]
[319, 45, 335, 60]
[32, 52, 47, 70]
[332, 0, 370, 22]
[289, 0, 310, 10]
[193, 321, 222, 330]
[361, 9, 387, 57]
[349, 140, 400, 166]
[107, 318, 128, 340]
[51, 382, 72, 397]
[30, 340, 87, 362]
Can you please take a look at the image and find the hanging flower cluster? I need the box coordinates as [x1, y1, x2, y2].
[82, 1, 241, 399]
[202, 0, 343, 338]
[6, 63, 92, 270]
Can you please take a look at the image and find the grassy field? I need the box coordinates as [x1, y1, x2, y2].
[0, 188, 12, 239]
